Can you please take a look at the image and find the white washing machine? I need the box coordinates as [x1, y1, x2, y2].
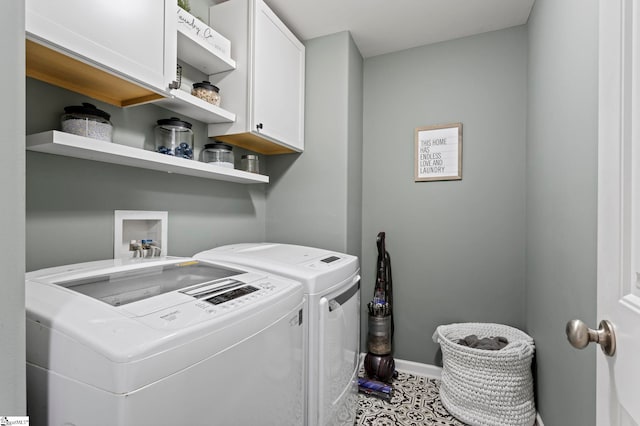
[195, 243, 361, 426]
[25, 257, 304, 426]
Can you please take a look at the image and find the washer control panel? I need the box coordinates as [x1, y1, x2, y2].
[302, 254, 349, 271]
[181, 278, 277, 308]
[204, 285, 259, 305]
[138, 277, 283, 330]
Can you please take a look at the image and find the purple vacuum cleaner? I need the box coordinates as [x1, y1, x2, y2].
[363, 232, 395, 385]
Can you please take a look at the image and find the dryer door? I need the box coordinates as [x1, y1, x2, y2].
[318, 274, 361, 426]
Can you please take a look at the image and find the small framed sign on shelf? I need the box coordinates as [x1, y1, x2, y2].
[414, 122, 462, 182]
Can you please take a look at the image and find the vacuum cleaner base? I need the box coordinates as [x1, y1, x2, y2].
[358, 377, 394, 401]
[364, 352, 395, 383]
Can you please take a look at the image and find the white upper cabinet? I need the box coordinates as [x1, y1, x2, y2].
[208, 0, 305, 154]
[26, 0, 177, 107]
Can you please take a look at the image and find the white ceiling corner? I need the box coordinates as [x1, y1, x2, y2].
[264, 0, 535, 58]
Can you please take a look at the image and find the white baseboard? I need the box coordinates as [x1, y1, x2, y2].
[393, 358, 442, 379]
[359, 353, 442, 379]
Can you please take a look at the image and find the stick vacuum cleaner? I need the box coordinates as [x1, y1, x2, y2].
[363, 232, 395, 384]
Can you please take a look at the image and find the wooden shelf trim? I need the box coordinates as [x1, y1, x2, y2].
[26, 39, 164, 108]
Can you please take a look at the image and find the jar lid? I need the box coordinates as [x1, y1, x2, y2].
[204, 142, 233, 151]
[63, 102, 111, 120]
[156, 117, 192, 129]
[241, 154, 258, 159]
[193, 81, 219, 92]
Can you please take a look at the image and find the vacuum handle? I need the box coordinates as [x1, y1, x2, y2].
[376, 232, 386, 263]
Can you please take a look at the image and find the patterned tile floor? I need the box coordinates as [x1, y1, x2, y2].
[355, 371, 466, 426]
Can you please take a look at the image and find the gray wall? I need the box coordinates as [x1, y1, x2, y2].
[361, 26, 528, 363]
[346, 33, 364, 258]
[0, 0, 26, 414]
[26, 78, 266, 271]
[266, 31, 363, 258]
[526, 0, 598, 424]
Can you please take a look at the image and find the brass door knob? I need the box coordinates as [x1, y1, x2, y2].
[566, 319, 616, 356]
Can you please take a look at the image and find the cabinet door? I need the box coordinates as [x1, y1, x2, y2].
[26, 0, 176, 93]
[252, 0, 305, 151]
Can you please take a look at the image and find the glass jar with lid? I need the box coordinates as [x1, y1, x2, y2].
[202, 142, 234, 168]
[191, 81, 221, 106]
[154, 117, 194, 159]
[241, 154, 260, 174]
[61, 102, 113, 141]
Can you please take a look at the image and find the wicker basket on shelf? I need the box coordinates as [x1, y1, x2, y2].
[432, 322, 536, 426]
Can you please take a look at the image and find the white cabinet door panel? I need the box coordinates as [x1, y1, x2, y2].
[26, 0, 175, 93]
[252, 0, 305, 151]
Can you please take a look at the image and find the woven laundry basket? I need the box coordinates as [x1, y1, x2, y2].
[432, 323, 536, 426]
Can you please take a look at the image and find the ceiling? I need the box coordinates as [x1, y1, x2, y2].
[263, 0, 535, 58]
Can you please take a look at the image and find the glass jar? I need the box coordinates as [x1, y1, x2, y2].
[191, 81, 221, 106]
[202, 142, 234, 168]
[241, 154, 260, 173]
[61, 102, 113, 141]
[154, 117, 194, 159]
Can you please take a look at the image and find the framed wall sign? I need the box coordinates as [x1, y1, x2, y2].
[414, 123, 462, 182]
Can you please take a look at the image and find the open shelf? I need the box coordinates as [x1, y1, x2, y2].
[26, 131, 269, 184]
[154, 89, 235, 124]
[177, 27, 236, 75]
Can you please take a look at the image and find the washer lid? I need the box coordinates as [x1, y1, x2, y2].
[53, 260, 243, 312]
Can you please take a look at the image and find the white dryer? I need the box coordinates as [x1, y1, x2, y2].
[25, 257, 304, 426]
[195, 243, 361, 426]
